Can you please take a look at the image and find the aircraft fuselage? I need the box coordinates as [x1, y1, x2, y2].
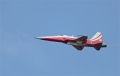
[35, 32, 107, 50]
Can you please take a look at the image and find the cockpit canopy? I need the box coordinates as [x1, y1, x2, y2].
[38, 35, 75, 38]
[56, 35, 74, 37]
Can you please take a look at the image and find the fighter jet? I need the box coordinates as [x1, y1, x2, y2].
[35, 32, 107, 51]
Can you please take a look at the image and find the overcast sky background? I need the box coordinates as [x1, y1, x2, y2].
[1, 0, 120, 76]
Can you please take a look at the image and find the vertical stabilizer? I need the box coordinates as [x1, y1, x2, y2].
[90, 32, 103, 44]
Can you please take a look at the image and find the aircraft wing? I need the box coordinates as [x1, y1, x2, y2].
[76, 36, 88, 41]
[72, 45, 84, 50]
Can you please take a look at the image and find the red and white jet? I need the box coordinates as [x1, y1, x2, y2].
[35, 32, 107, 51]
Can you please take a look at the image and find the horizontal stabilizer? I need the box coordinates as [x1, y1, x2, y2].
[94, 43, 102, 51]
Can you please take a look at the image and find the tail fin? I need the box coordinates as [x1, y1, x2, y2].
[90, 32, 103, 44]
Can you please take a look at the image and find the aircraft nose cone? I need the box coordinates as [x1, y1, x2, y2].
[34, 37, 43, 39]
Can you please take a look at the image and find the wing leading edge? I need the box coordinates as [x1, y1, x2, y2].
[76, 36, 88, 41]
